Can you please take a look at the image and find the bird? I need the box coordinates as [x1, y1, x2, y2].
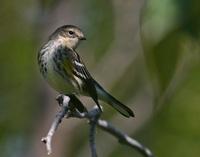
[38, 25, 134, 118]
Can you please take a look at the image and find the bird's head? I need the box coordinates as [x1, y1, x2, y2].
[50, 25, 86, 50]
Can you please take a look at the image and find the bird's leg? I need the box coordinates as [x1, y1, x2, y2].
[96, 104, 103, 113]
[56, 94, 77, 115]
[94, 100, 103, 114]
[67, 94, 88, 113]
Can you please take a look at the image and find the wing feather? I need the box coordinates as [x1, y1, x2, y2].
[54, 47, 99, 109]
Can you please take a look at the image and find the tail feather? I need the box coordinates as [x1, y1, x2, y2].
[94, 81, 134, 118]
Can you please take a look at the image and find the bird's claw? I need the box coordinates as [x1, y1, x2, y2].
[56, 95, 64, 106]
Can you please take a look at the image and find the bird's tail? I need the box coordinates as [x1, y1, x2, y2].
[94, 81, 134, 118]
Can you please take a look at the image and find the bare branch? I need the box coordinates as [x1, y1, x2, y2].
[89, 114, 99, 157]
[41, 95, 154, 157]
[41, 95, 70, 155]
[97, 119, 154, 157]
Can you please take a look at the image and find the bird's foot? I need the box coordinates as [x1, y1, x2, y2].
[56, 94, 64, 107]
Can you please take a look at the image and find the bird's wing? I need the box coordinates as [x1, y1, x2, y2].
[52, 46, 90, 82]
[69, 50, 91, 80]
[55, 47, 100, 109]
[60, 47, 91, 81]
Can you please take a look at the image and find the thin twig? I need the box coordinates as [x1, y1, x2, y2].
[88, 106, 101, 157]
[89, 118, 98, 157]
[97, 119, 154, 157]
[41, 95, 70, 155]
[41, 95, 154, 157]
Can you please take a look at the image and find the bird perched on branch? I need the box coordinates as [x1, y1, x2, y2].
[38, 25, 134, 117]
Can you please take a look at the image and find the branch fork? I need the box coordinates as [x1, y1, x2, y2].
[41, 95, 154, 157]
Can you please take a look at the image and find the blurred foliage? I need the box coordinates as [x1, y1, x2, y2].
[84, 0, 114, 61]
[0, 0, 40, 156]
[140, 0, 200, 157]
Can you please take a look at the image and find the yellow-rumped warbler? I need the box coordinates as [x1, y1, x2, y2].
[38, 25, 134, 117]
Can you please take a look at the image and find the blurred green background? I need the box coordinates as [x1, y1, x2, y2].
[0, 0, 200, 157]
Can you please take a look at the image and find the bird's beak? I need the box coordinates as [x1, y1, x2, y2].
[80, 36, 86, 40]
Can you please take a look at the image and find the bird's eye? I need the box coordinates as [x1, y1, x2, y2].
[68, 31, 74, 35]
